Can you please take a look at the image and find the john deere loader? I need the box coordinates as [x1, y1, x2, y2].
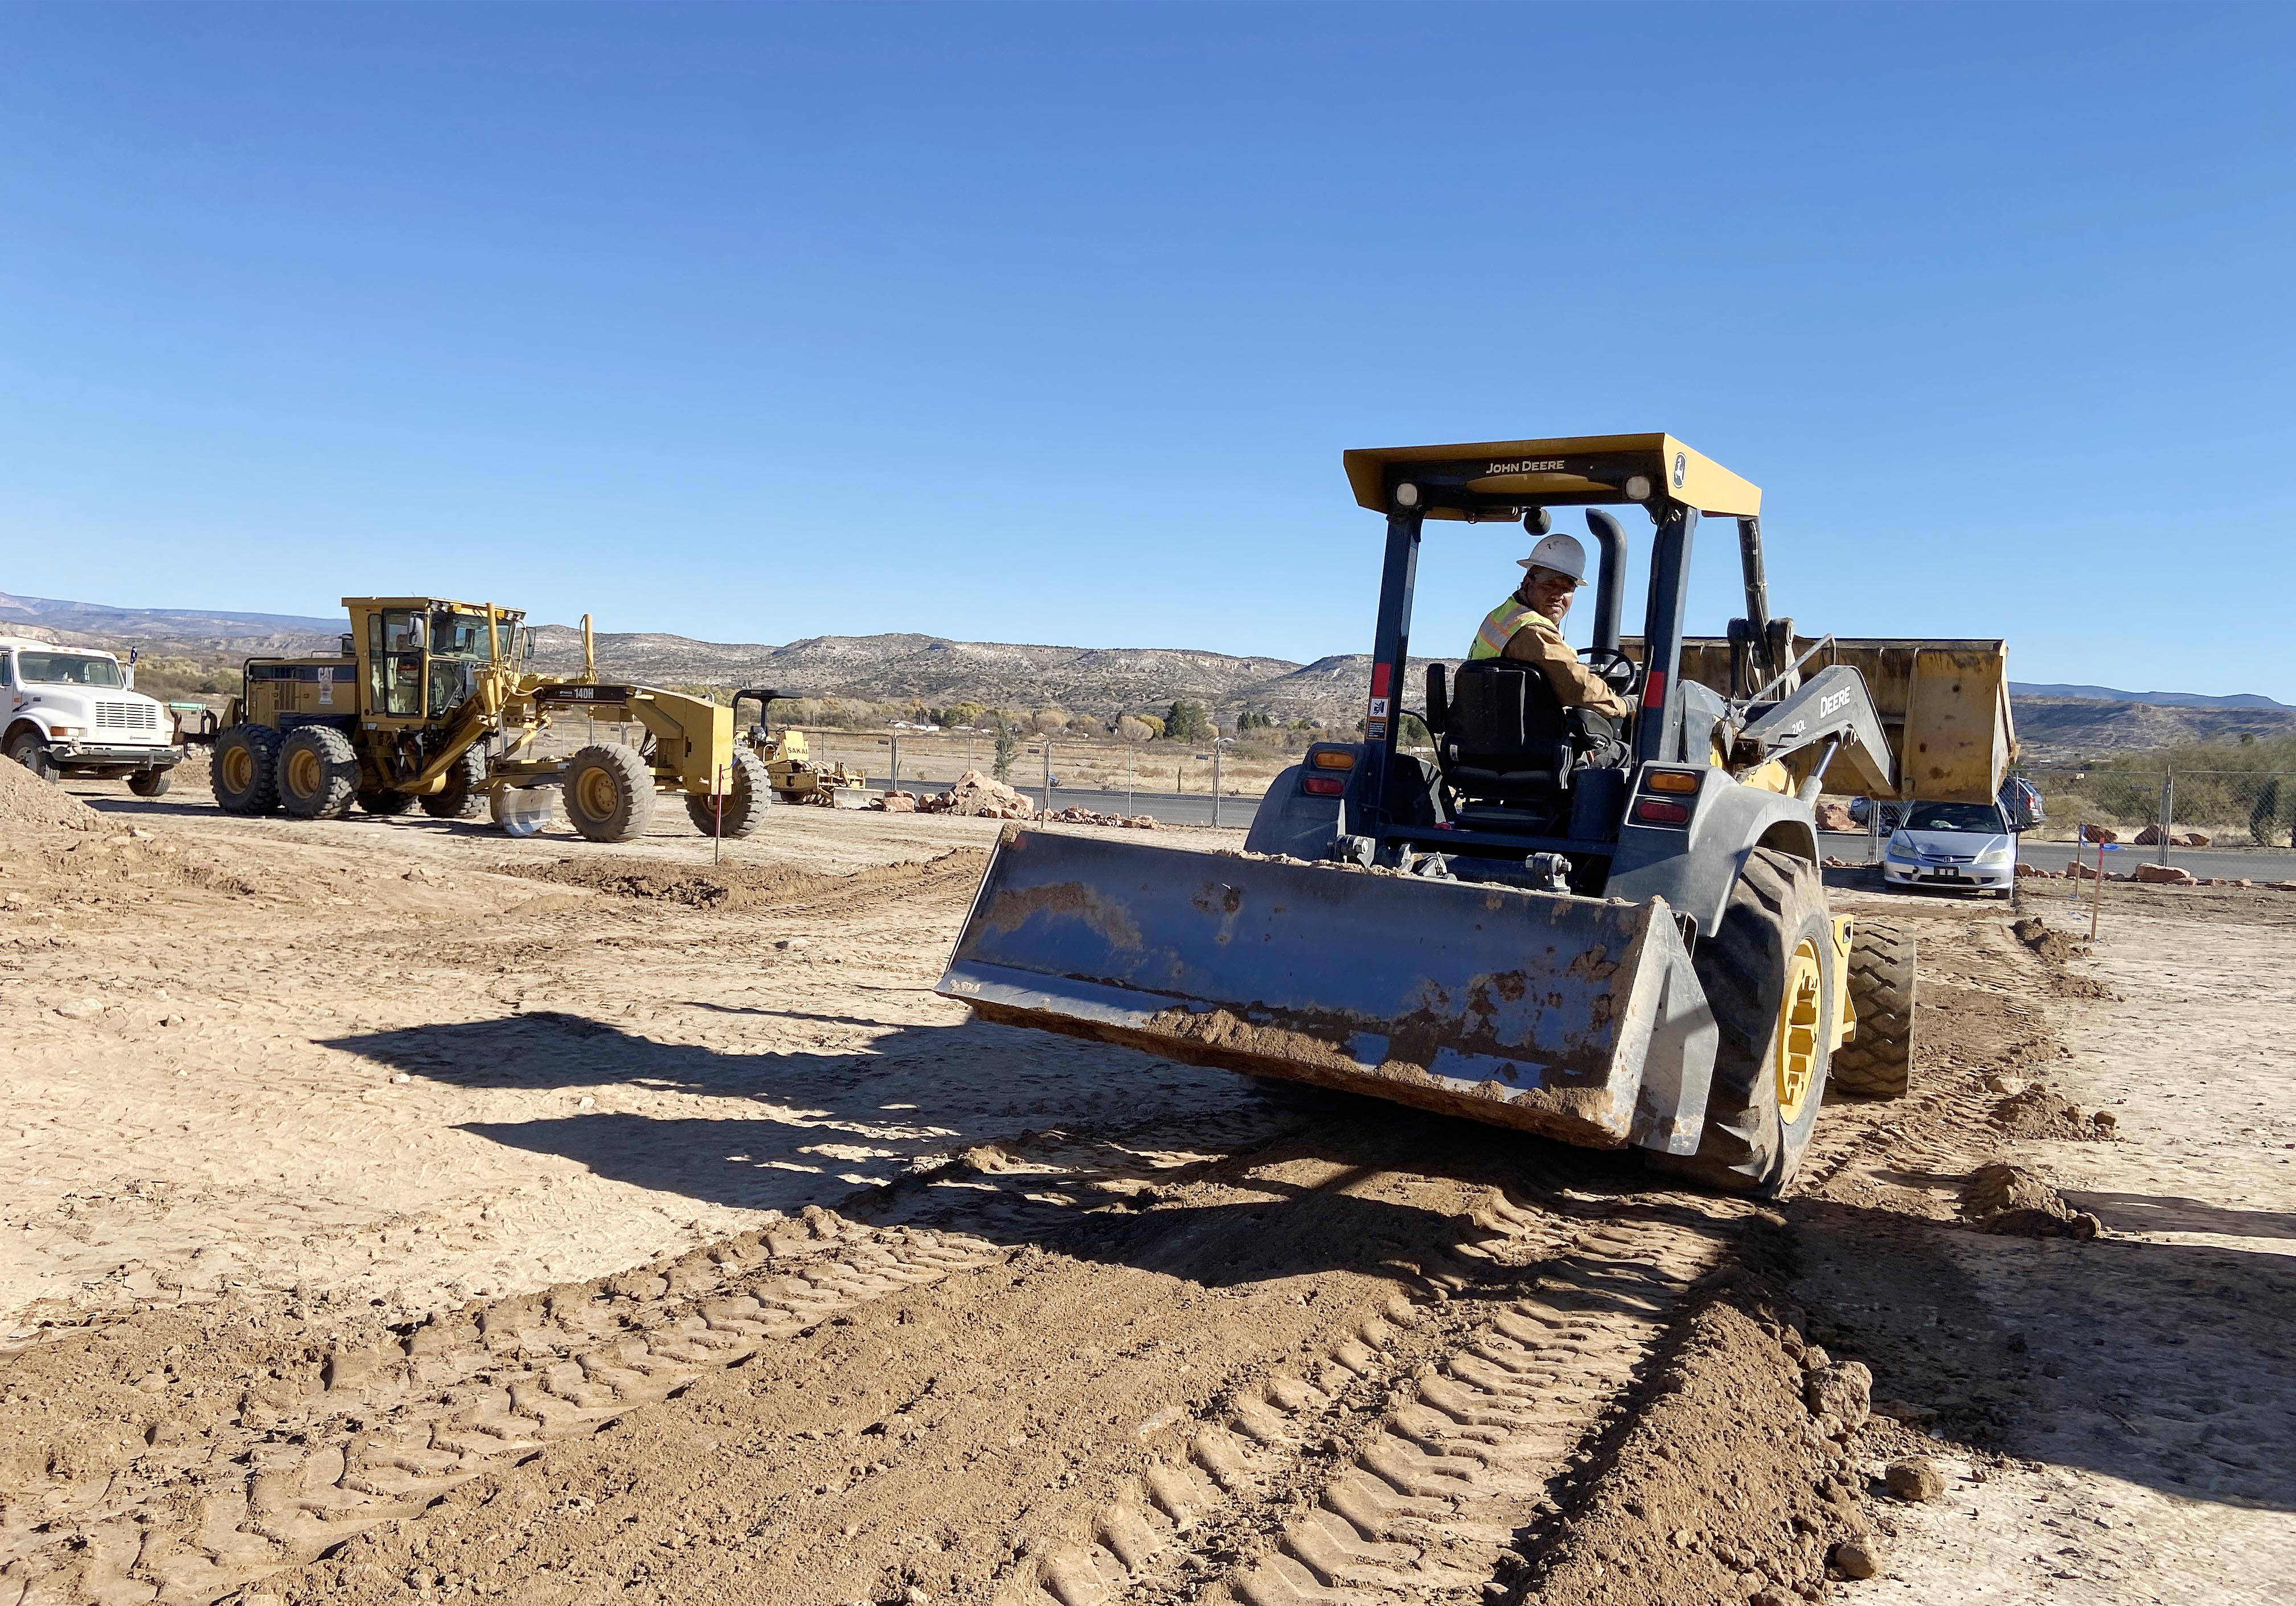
[208, 599, 772, 842]
[938, 435, 2011, 1196]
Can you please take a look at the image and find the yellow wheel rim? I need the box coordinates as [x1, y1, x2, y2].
[1775, 936, 1823, 1122]
[577, 765, 621, 820]
[286, 747, 321, 798]
[223, 747, 253, 792]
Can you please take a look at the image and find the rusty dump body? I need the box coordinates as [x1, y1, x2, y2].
[937, 830, 1718, 1155]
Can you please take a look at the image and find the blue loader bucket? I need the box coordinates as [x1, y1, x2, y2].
[935, 829, 1718, 1154]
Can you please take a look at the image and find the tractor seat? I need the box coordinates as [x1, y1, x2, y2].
[1431, 659, 1577, 810]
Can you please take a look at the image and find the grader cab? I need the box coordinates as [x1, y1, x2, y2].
[208, 598, 772, 842]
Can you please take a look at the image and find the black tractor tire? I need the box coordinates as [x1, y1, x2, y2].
[1650, 847, 1836, 1199]
[277, 726, 361, 820]
[128, 769, 173, 798]
[420, 747, 490, 820]
[359, 787, 417, 816]
[563, 743, 658, 843]
[8, 730, 61, 782]
[1828, 918, 1917, 1097]
[210, 724, 283, 814]
[683, 748, 773, 839]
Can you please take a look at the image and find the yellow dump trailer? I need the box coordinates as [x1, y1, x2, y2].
[1670, 636, 2015, 805]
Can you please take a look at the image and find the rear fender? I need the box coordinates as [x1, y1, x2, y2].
[1605, 775, 1819, 935]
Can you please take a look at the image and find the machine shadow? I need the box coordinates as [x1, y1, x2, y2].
[1786, 1193, 2296, 1514]
[323, 1010, 1664, 1294]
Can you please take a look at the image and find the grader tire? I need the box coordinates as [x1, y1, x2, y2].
[564, 744, 658, 843]
[421, 747, 490, 820]
[1650, 847, 1835, 1199]
[278, 726, 360, 820]
[210, 724, 282, 815]
[1828, 919, 1917, 1097]
[683, 748, 773, 839]
[359, 788, 417, 816]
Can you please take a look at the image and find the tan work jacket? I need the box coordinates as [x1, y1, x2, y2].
[1468, 596, 1629, 719]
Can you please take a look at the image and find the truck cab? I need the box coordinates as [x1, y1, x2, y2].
[2, 636, 184, 796]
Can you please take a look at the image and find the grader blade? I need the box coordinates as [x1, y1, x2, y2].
[936, 830, 1718, 1154]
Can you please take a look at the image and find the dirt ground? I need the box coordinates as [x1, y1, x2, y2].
[2, 761, 2290, 1606]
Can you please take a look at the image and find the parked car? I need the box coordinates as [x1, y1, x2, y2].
[1881, 799, 2019, 896]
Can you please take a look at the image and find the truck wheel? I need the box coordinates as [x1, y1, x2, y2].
[211, 724, 283, 814]
[278, 727, 360, 819]
[359, 788, 416, 816]
[420, 748, 490, 820]
[563, 744, 658, 843]
[7, 730, 60, 782]
[683, 748, 772, 838]
[1828, 919, 1917, 1097]
[1651, 847, 1835, 1198]
[128, 769, 173, 798]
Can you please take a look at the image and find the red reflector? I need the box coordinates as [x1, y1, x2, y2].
[1303, 775, 1345, 796]
[1633, 797, 1691, 826]
[1371, 662, 1392, 699]
[1640, 667, 1668, 711]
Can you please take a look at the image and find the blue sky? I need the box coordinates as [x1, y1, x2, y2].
[4, 3, 2291, 697]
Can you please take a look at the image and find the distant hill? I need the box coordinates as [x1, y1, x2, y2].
[11, 595, 2294, 754]
[0, 593, 342, 645]
[2010, 681, 2292, 711]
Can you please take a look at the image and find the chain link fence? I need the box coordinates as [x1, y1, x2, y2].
[2018, 765, 2296, 854]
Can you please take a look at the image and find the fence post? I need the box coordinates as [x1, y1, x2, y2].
[2158, 767, 2173, 866]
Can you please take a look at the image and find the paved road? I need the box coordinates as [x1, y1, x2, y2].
[860, 780, 2296, 880]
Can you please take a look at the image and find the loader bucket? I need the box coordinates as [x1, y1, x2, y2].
[936, 830, 1718, 1155]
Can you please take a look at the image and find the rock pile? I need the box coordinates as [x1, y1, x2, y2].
[865, 771, 1161, 830]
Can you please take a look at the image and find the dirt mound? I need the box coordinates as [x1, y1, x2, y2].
[0, 758, 103, 835]
[2011, 915, 2086, 965]
[503, 846, 983, 910]
[1524, 1246, 1874, 1606]
[1990, 1082, 2119, 1141]
[2010, 915, 2117, 998]
[1960, 1162, 2103, 1238]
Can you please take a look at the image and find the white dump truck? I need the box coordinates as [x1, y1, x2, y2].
[2, 636, 184, 796]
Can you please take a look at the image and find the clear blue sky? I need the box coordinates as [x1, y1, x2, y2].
[5, 3, 2291, 697]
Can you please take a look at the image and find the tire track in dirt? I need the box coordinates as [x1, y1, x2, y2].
[990, 1211, 1720, 1606]
[0, 1215, 1004, 1606]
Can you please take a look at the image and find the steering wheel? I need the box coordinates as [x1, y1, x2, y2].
[1580, 646, 1641, 696]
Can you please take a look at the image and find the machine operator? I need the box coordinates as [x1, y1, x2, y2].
[1467, 530, 1629, 720]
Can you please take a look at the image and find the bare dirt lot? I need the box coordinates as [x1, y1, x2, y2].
[3, 763, 2290, 1606]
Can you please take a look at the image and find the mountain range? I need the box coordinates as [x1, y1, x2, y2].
[6, 593, 2292, 756]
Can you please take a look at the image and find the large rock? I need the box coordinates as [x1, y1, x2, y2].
[1804, 1360, 1872, 1433]
[2133, 824, 2168, 846]
[1884, 1457, 1949, 1502]
[2134, 862, 2196, 885]
[1815, 801, 1856, 832]
[2080, 824, 2119, 843]
[2178, 831, 2211, 847]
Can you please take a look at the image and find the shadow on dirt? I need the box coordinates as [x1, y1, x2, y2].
[322, 1009, 1657, 1293]
[1787, 1193, 2296, 1514]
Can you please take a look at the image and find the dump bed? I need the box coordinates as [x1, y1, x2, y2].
[1673, 637, 2016, 805]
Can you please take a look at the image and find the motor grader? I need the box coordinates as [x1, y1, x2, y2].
[207, 599, 772, 842]
[937, 434, 2014, 1197]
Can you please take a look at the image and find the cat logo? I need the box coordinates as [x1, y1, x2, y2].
[1671, 451, 1687, 490]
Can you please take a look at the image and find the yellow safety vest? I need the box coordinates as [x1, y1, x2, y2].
[1469, 595, 1543, 660]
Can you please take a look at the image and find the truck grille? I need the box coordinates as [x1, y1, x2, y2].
[95, 702, 160, 731]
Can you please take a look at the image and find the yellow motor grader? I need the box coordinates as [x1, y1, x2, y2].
[208, 599, 772, 842]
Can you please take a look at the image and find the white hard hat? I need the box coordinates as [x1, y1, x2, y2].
[1516, 531, 1588, 583]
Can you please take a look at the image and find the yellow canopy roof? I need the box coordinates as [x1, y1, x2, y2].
[1342, 433, 1761, 519]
